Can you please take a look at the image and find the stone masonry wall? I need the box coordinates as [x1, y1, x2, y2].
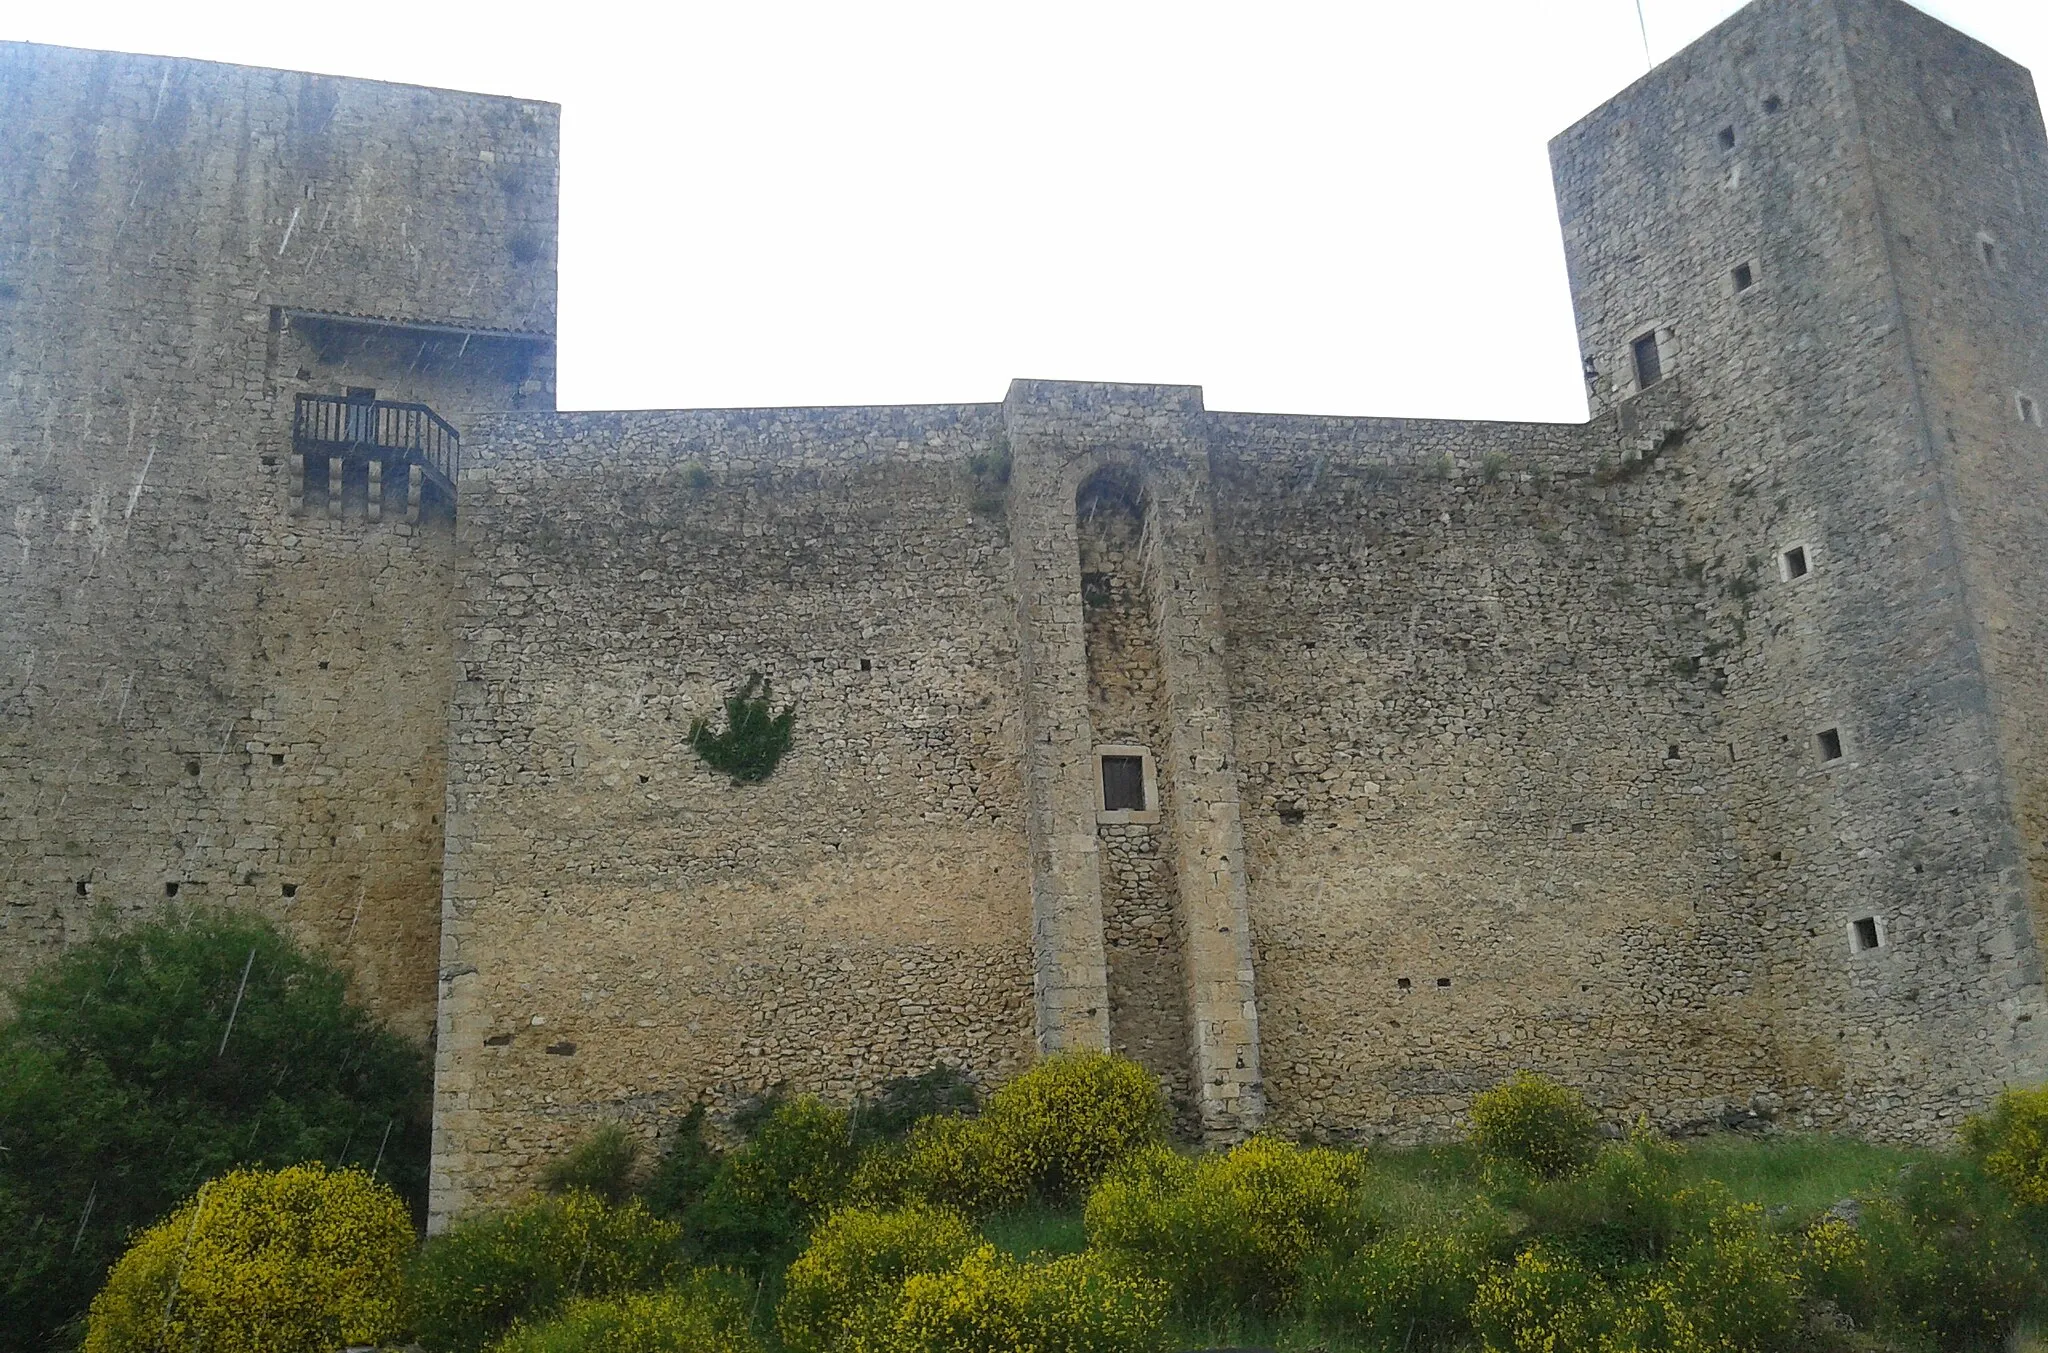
[1079, 472, 1195, 1125]
[1551, 0, 2048, 1137]
[0, 42, 556, 1036]
[1209, 392, 1791, 1141]
[431, 405, 1036, 1226]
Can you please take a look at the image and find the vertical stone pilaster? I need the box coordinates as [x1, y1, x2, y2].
[1007, 390, 1110, 1053]
[1146, 455, 1266, 1139]
[1003, 381, 1264, 1134]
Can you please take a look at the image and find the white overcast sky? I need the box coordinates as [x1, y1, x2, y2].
[7, 1, 2044, 421]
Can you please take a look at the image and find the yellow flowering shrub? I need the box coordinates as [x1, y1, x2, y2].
[1470, 1244, 1616, 1353]
[1470, 1072, 1601, 1179]
[1859, 1160, 2042, 1351]
[84, 1163, 412, 1353]
[1472, 1189, 1806, 1353]
[886, 1244, 1169, 1353]
[777, 1204, 977, 1353]
[851, 1114, 1030, 1217]
[1791, 1216, 1873, 1324]
[1086, 1137, 1365, 1313]
[1306, 1223, 1494, 1347]
[406, 1189, 682, 1353]
[485, 1271, 761, 1353]
[980, 1053, 1165, 1202]
[1963, 1081, 2048, 1208]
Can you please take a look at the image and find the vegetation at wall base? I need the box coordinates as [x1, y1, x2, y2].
[25, 1035, 2048, 1353]
[85, 1163, 413, 1353]
[0, 908, 431, 1353]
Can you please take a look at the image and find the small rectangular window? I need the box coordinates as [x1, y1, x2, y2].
[2021, 394, 2040, 426]
[1980, 238, 1998, 268]
[1718, 125, 1737, 151]
[1731, 261, 1755, 293]
[1850, 916, 1883, 952]
[1780, 545, 1808, 579]
[1632, 332, 1663, 388]
[1101, 755, 1146, 812]
[1817, 728, 1844, 762]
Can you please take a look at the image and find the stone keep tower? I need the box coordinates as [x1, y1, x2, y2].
[0, 43, 557, 1038]
[1553, 0, 2048, 1133]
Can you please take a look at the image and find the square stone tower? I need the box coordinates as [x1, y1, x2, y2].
[0, 43, 557, 1036]
[1553, 0, 2048, 1133]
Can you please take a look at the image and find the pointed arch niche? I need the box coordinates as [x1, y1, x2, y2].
[1076, 466, 1194, 1119]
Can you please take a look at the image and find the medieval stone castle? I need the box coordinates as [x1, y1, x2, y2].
[4, 0, 2047, 1229]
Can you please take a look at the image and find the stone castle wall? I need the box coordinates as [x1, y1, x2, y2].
[0, 42, 557, 1036]
[7, 0, 2048, 1230]
[429, 405, 1038, 1226]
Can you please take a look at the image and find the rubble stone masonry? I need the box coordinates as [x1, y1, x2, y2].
[3, 0, 2045, 1232]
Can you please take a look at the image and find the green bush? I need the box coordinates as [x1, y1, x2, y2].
[1861, 1159, 2043, 1351]
[691, 1096, 857, 1268]
[887, 1244, 1169, 1353]
[539, 1123, 641, 1204]
[776, 1204, 977, 1353]
[406, 1191, 683, 1353]
[83, 1164, 412, 1353]
[1506, 1127, 1691, 1271]
[0, 908, 430, 1352]
[484, 1272, 762, 1353]
[851, 1114, 1028, 1217]
[981, 1054, 1166, 1203]
[1305, 1224, 1492, 1350]
[1470, 1072, 1601, 1179]
[640, 1104, 722, 1223]
[850, 1066, 979, 1146]
[1964, 1081, 2048, 1210]
[1086, 1136, 1366, 1314]
[1473, 1135, 1807, 1353]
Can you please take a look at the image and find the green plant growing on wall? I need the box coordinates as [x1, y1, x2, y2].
[689, 675, 797, 784]
[1481, 450, 1511, 483]
[966, 436, 1013, 516]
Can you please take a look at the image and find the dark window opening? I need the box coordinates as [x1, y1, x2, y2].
[1632, 331, 1664, 388]
[1718, 125, 1737, 151]
[1852, 916, 1881, 951]
[271, 752, 285, 766]
[1763, 94, 1783, 114]
[75, 880, 89, 897]
[1981, 239, 1998, 268]
[859, 658, 872, 672]
[282, 883, 298, 899]
[1277, 805, 1306, 826]
[1435, 977, 1452, 988]
[2022, 395, 2039, 426]
[1102, 755, 1146, 812]
[1817, 728, 1844, 761]
[1396, 977, 1412, 990]
[164, 882, 179, 898]
[185, 760, 200, 777]
[1782, 546, 1808, 578]
[1731, 261, 1755, 292]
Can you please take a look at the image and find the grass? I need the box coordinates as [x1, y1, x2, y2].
[1665, 1131, 1931, 1221]
[980, 1202, 1087, 1261]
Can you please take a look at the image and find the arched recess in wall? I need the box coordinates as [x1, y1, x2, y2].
[1075, 465, 1195, 1124]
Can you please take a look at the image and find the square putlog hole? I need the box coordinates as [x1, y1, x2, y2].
[1816, 728, 1844, 762]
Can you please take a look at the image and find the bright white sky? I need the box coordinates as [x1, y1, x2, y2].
[7, 1, 2044, 421]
